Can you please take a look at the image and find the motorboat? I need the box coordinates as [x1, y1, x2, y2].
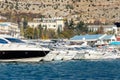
[84, 46, 120, 60]
[0, 35, 50, 62]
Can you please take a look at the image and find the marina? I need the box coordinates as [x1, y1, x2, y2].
[0, 0, 120, 79]
[1, 34, 120, 62]
[42, 46, 120, 61]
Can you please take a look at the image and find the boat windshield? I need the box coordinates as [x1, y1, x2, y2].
[5, 38, 25, 43]
[0, 39, 8, 44]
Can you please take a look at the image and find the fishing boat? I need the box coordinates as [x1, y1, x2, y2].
[0, 35, 50, 62]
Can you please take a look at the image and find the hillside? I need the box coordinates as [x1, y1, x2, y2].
[0, 0, 120, 24]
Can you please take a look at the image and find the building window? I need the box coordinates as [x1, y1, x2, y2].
[58, 25, 62, 27]
[53, 25, 56, 27]
[112, 39, 115, 41]
[43, 25, 47, 27]
[32, 25, 34, 27]
[58, 25, 62, 32]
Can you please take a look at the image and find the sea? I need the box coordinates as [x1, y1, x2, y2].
[0, 59, 120, 80]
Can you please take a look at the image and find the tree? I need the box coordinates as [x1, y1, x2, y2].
[15, 1, 19, 10]
[68, 19, 74, 29]
[57, 26, 61, 38]
[47, 29, 57, 39]
[43, 26, 48, 39]
[94, 20, 102, 25]
[96, 26, 104, 34]
[75, 21, 88, 35]
[24, 27, 34, 39]
[60, 29, 74, 39]
[64, 19, 69, 28]
[33, 28, 39, 39]
[23, 17, 28, 29]
[38, 24, 43, 39]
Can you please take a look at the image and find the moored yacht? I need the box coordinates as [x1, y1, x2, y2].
[0, 35, 50, 62]
[84, 46, 120, 60]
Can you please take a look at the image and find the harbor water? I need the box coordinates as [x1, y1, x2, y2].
[0, 60, 120, 80]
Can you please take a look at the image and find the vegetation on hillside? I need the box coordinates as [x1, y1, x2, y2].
[0, 0, 120, 24]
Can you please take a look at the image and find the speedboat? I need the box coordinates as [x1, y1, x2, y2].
[0, 35, 50, 62]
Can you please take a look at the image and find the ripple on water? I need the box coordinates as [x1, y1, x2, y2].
[0, 60, 120, 80]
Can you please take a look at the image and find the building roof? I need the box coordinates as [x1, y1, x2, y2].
[88, 25, 117, 28]
[70, 34, 103, 41]
[0, 23, 9, 26]
[101, 35, 114, 40]
[70, 34, 116, 41]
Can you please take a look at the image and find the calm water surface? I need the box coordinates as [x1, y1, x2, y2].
[0, 60, 120, 80]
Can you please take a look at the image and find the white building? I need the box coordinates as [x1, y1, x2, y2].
[0, 22, 20, 38]
[88, 25, 118, 34]
[28, 17, 64, 32]
[27, 22, 40, 28]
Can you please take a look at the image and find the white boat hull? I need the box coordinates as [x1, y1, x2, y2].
[0, 57, 44, 62]
[53, 51, 66, 61]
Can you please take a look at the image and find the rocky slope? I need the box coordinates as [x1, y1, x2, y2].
[0, 0, 120, 24]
